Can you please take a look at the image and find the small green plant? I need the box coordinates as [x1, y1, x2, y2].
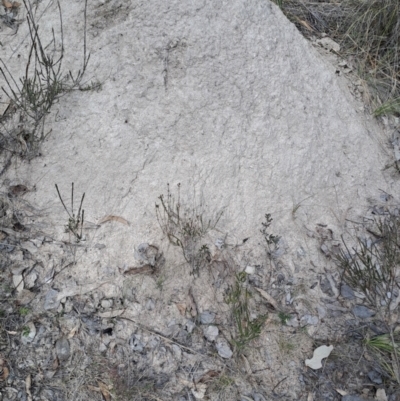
[155, 184, 222, 275]
[55, 183, 85, 242]
[226, 272, 267, 353]
[374, 98, 400, 116]
[364, 330, 400, 383]
[156, 275, 166, 291]
[22, 326, 30, 337]
[19, 307, 30, 316]
[277, 311, 292, 325]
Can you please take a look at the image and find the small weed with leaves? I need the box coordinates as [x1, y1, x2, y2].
[18, 307, 30, 316]
[155, 183, 222, 275]
[55, 183, 85, 242]
[260, 213, 281, 257]
[364, 330, 400, 383]
[226, 272, 267, 353]
[22, 326, 30, 337]
[277, 311, 292, 325]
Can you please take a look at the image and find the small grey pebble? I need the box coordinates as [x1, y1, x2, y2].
[101, 299, 113, 309]
[129, 334, 144, 352]
[203, 325, 219, 342]
[215, 338, 232, 359]
[341, 283, 356, 300]
[300, 315, 319, 326]
[342, 396, 375, 401]
[200, 311, 215, 324]
[320, 277, 334, 296]
[55, 337, 70, 361]
[185, 319, 196, 333]
[367, 370, 382, 384]
[145, 298, 155, 310]
[352, 305, 375, 319]
[44, 289, 60, 310]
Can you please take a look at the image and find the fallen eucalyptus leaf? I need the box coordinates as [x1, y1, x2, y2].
[305, 345, 333, 369]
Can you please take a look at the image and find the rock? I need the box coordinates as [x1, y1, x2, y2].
[12, 274, 24, 293]
[245, 265, 255, 275]
[317, 37, 340, 52]
[215, 238, 225, 249]
[317, 306, 327, 319]
[20, 240, 38, 254]
[253, 394, 267, 401]
[134, 243, 161, 267]
[64, 299, 73, 313]
[200, 311, 215, 324]
[129, 334, 144, 352]
[215, 339, 233, 359]
[17, 289, 35, 305]
[203, 325, 219, 342]
[286, 316, 299, 328]
[24, 270, 37, 289]
[352, 305, 375, 319]
[100, 299, 113, 309]
[171, 344, 182, 360]
[56, 337, 71, 361]
[320, 278, 334, 297]
[342, 396, 375, 401]
[300, 315, 319, 326]
[145, 298, 155, 310]
[44, 288, 60, 310]
[367, 369, 382, 384]
[341, 283, 355, 300]
[286, 292, 293, 305]
[185, 319, 196, 333]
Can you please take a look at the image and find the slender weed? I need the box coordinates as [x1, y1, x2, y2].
[55, 183, 85, 243]
[335, 213, 400, 318]
[155, 183, 222, 275]
[0, 0, 92, 157]
[226, 272, 267, 353]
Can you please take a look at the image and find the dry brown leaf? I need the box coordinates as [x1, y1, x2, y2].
[187, 290, 197, 317]
[0, 358, 9, 381]
[87, 385, 101, 392]
[176, 303, 186, 316]
[68, 325, 79, 338]
[26, 374, 32, 401]
[0, 366, 9, 381]
[8, 184, 28, 197]
[2, 0, 13, 9]
[123, 265, 154, 275]
[6, 330, 17, 335]
[98, 381, 111, 401]
[197, 370, 221, 384]
[97, 309, 126, 318]
[98, 215, 129, 226]
[298, 18, 314, 32]
[254, 287, 278, 309]
[12, 1, 20, 7]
